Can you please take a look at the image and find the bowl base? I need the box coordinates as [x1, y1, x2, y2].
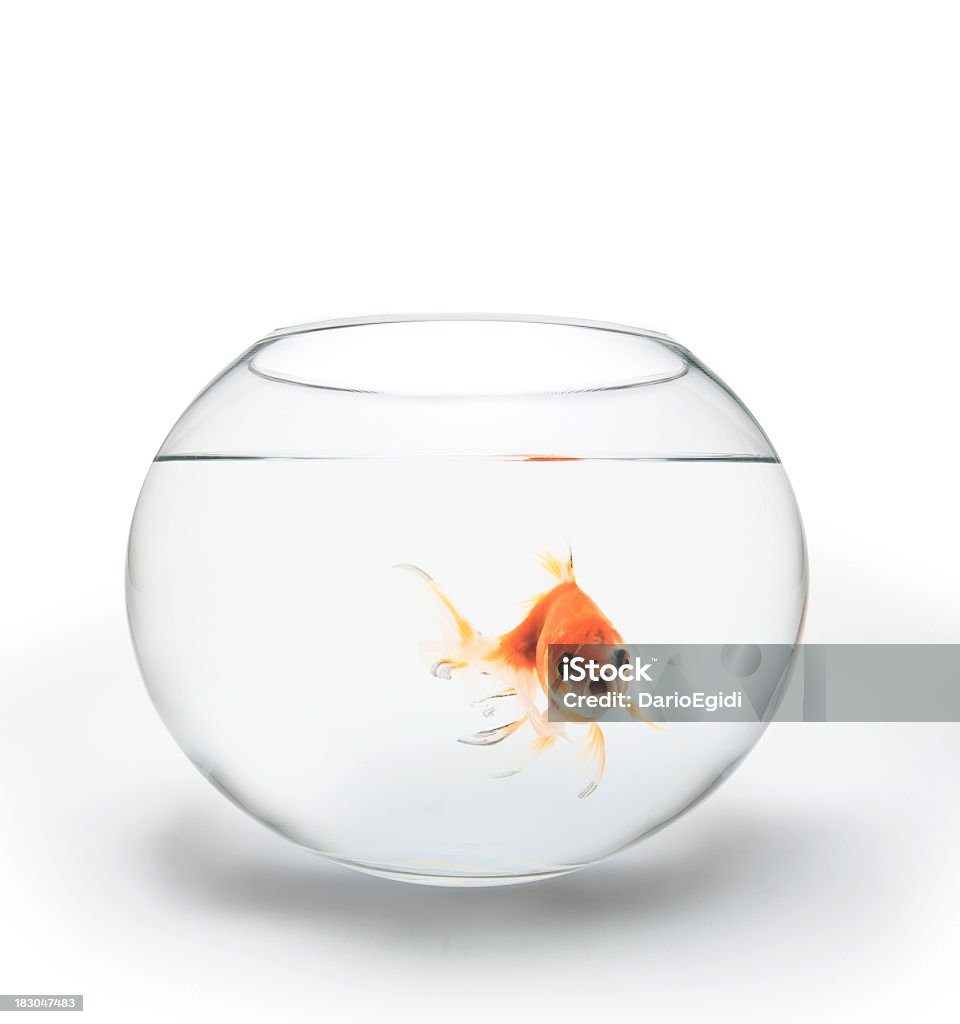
[323, 855, 588, 888]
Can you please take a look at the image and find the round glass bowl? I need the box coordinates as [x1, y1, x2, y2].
[126, 315, 807, 886]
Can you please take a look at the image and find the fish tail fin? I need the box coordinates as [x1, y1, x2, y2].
[459, 717, 526, 747]
[394, 563, 499, 675]
[578, 723, 606, 799]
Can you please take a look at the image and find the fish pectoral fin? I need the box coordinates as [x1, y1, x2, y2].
[458, 718, 526, 747]
[578, 723, 606, 799]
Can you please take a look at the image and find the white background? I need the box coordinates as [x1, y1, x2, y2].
[2, 2, 959, 1021]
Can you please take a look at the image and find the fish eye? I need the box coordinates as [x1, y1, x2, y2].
[612, 648, 629, 669]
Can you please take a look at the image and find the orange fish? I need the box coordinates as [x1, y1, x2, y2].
[397, 549, 642, 797]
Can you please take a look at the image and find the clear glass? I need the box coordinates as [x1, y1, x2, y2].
[127, 315, 807, 886]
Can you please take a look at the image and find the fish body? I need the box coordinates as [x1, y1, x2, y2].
[398, 549, 635, 798]
[498, 580, 624, 695]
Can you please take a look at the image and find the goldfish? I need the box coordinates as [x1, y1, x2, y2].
[397, 548, 648, 798]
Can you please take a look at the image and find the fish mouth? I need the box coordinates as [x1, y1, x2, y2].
[550, 644, 633, 721]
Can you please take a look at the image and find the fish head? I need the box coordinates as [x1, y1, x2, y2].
[547, 615, 630, 721]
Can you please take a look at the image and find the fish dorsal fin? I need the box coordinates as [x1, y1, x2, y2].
[519, 547, 578, 609]
[536, 547, 576, 583]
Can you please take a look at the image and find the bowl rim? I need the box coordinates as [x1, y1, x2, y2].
[245, 313, 692, 398]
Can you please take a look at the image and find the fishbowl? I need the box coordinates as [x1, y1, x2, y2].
[126, 314, 807, 885]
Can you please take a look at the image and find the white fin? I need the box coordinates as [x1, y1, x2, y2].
[395, 563, 500, 673]
[578, 723, 606, 798]
[458, 718, 525, 747]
